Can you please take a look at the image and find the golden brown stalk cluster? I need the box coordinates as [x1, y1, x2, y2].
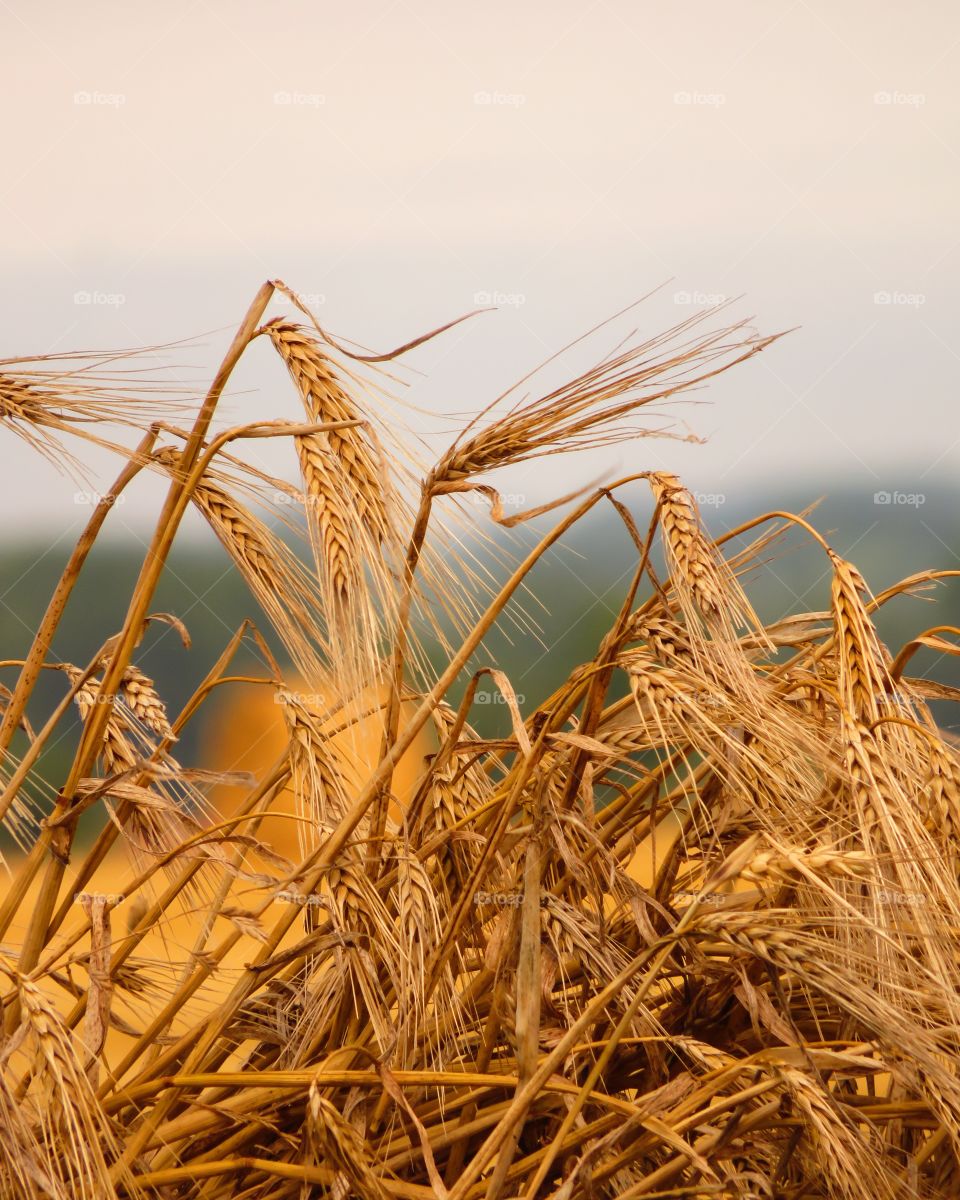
[1, 284, 960, 1200]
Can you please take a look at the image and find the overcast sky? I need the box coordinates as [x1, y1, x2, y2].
[1, 1, 957, 541]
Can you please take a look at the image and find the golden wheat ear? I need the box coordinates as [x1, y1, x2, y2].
[0, 962, 135, 1199]
[431, 312, 779, 485]
[649, 472, 775, 648]
[265, 319, 400, 687]
[267, 321, 390, 541]
[0, 352, 196, 471]
[152, 448, 330, 681]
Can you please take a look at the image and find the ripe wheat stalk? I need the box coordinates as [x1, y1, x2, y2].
[0, 281, 958, 1199]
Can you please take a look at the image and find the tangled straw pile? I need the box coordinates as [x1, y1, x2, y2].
[2, 281, 960, 1199]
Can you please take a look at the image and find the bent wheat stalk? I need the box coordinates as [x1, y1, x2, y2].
[1, 286, 959, 1200]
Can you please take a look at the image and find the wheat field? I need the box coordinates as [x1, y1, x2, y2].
[2, 280, 960, 1199]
